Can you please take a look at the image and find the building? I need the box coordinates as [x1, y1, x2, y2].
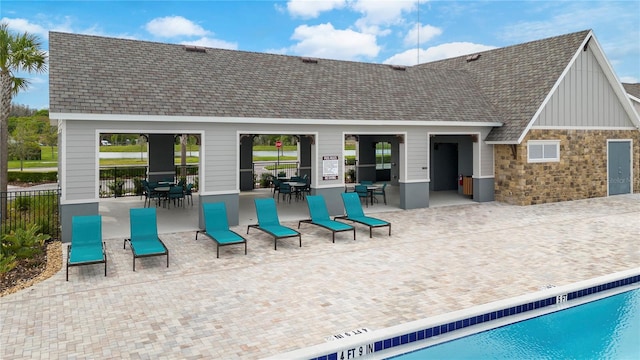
[49, 29, 640, 242]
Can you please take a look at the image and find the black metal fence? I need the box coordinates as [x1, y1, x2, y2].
[0, 188, 61, 241]
[99, 165, 199, 198]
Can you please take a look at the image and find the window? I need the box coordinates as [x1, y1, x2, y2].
[527, 140, 559, 163]
[376, 142, 392, 169]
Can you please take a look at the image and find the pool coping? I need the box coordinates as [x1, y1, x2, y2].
[265, 268, 640, 360]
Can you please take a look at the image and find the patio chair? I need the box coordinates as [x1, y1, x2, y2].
[247, 198, 301, 250]
[167, 185, 185, 208]
[372, 182, 387, 204]
[143, 184, 162, 207]
[354, 185, 370, 207]
[336, 192, 391, 238]
[124, 207, 169, 271]
[278, 183, 293, 203]
[196, 202, 247, 258]
[67, 215, 107, 281]
[184, 183, 194, 206]
[298, 195, 355, 243]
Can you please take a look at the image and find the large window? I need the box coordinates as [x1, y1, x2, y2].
[527, 140, 560, 163]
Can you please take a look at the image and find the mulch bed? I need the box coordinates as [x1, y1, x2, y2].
[0, 241, 62, 297]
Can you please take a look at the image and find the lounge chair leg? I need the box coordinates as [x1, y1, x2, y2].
[217, 245, 220, 258]
[133, 257, 136, 271]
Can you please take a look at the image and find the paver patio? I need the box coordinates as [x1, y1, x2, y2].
[1, 194, 639, 359]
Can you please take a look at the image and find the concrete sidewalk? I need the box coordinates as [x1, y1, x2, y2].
[1, 194, 639, 359]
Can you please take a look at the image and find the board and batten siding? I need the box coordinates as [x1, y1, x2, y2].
[536, 46, 632, 128]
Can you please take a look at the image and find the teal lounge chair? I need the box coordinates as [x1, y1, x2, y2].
[298, 195, 355, 242]
[337, 192, 391, 238]
[67, 215, 107, 281]
[247, 198, 301, 250]
[124, 207, 169, 271]
[196, 202, 247, 258]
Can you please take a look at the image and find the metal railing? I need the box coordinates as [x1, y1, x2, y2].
[1, 187, 61, 241]
[99, 165, 199, 198]
[253, 161, 299, 188]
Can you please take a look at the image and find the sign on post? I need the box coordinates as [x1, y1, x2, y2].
[275, 141, 282, 148]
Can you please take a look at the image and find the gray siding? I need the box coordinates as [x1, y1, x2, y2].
[480, 129, 495, 177]
[201, 124, 238, 192]
[537, 47, 633, 128]
[63, 122, 98, 201]
[406, 131, 429, 181]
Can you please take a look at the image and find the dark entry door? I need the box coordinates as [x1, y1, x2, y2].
[433, 143, 458, 191]
[608, 141, 631, 195]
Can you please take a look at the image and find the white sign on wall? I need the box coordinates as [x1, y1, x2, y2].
[322, 155, 339, 180]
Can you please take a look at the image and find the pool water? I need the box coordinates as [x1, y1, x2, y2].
[391, 288, 640, 359]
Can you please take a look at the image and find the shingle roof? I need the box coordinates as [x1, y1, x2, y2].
[418, 30, 591, 142]
[49, 32, 499, 123]
[623, 83, 640, 99]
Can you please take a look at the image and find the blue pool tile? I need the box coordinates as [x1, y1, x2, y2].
[393, 336, 400, 347]
[401, 334, 408, 344]
[463, 318, 470, 327]
[433, 327, 440, 336]
[328, 354, 337, 360]
[470, 316, 477, 326]
[374, 341, 383, 352]
[440, 325, 448, 334]
[410, 332, 417, 342]
[418, 329, 425, 340]
[384, 339, 391, 349]
[455, 320, 463, 330]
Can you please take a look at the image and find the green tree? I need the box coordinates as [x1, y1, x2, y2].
[0, 23, 47, 219]
[12, 118, 39, 170]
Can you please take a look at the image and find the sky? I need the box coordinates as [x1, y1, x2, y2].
[2, 0, 639, 110]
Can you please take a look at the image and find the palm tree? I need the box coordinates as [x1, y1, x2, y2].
[0, 22, 47, 219]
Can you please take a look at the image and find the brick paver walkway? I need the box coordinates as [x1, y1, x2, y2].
[1, 194, 639, 359]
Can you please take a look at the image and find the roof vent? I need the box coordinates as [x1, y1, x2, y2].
[466, 54, 481, 62]
[301, 57, 318, 64]
[389, 65, 406, 71]
[184, 45, 206, 53]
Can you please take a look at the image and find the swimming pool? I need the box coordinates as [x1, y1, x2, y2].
[268, 270, 639, 360]
[390, 287, 640, 359]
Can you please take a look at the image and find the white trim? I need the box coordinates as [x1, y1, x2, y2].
[58, 120, 67, 201]
[531, 125, 638, 131]
[627, 93, 640, 104]
[399, 179, 430, 184]
[527, 140, 560, 163]
[61, 198, 99, 205]
[198, 190, 240, 196]
[606, 139, 634, 196]
[50, 112, 502, 128]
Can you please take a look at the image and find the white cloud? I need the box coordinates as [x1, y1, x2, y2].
[384, 42, 496, 66]
[145, 16, 209, 38]
[351, 0, 417, 27]
[289, 23, 379, 61]
[404, 24, 442, 46]
[287, 0, 346, 18]
[181, 37, 238, 50]
[1, 17, 48, 37]
[619, 76, 638, 84]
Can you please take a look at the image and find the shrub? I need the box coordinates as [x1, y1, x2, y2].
[1, 224, 50, 261]
[259, 173, 272, 188]
[0, 252, 18, 274]
[8, 171, 57, 183]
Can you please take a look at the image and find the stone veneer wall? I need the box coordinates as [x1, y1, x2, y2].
[495, 129, 640, 205]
